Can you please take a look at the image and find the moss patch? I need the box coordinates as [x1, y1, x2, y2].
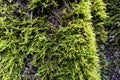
[0, 0, 107, 80]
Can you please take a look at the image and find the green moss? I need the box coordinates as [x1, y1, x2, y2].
[0, 0, 107, 80]
[101, 0, 120, 79]
[91, 0, 108, 43]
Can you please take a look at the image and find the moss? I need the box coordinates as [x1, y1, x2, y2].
[91, 0, 108, 44]
[0, 0, 107, 80]
[101, 0, 120, 79]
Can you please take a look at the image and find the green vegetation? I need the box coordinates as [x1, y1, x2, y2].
[0, 0, 107, 80]
[101, 0, 120, 79]
[91, 0, 108, 79]
[91, 0, 108, 43]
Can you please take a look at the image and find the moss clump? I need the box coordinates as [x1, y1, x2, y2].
[0, 0, 107, 80]
[91, 0, 108, 44]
